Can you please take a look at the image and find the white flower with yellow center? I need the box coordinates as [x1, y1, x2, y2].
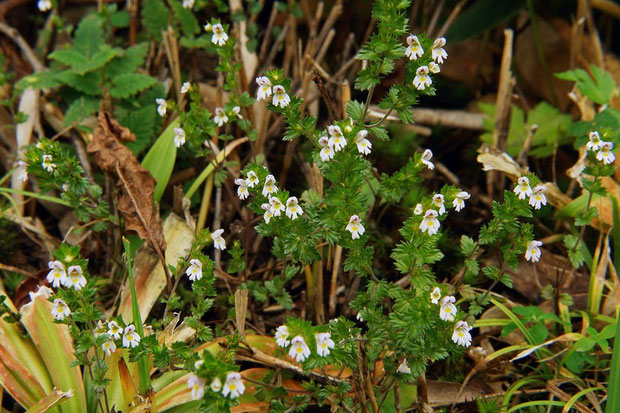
[17, 161, 28, 182]
[355, 130, 372, 155]
[286, 197, 303, 220]
[182, 0, 194, 8]
[453, 191, 471, 212]
[262, 174, 278, 197]
[186, 259, 202, 281]
[42, 154, 55, 173]
[421, 149, 434, 170]
[269, 196, 285, 217]
[256, 76, 272, 101]
[275, 325, 290, 347]
[420, 209, 440, 235]
[180, 81, 191, 93]
[513, 176, 532, 200]
[272, 85, 290, 108]
[430, 287, 441, 304]
[319, 136, 335, 161]
[405, 35, 423, 60]
[211, 229, 226, 250]
[214, 107, 228, 127]
[397, 359, 411, 374]
[528, 185, 547, 210]
[245, 171, 259, 188]
[315, 332, 335, 357]
[211, 24, 228, 46]
[210, 377, 222, 392]
[173, 127, 186, 148]
[525, 240, 542, 263]
[346, 215, 365, 239]
[102, 339, 116, 357]
[428, 61, 441, 74]
[413, 66, 432, 90]
[328, 125, 347, 151]
[122, 324, 141, 348]
[51, 299, 70, 321]
[38, 0, 52, 11]
[432, 194, 446, 215]
[261, 203, 274, 223]
[235, 178, 249, 200]
[222, 372, 245, 399]
[187, 374, 205, 400]
[596, 141, 615, 165]
[586, 131, 602, 151]
[156, 98, 167, 117]
[65, 265, 86, 290]
[108, 321, 122, 339]
[46, 260, 67, 288]
[452, 321, 472, 347]
[440, 296, 457, 321]
[288, 335, 311, 362]
[414, 203, 423, 215]
[232, 106, 242, 119]
[431, 37, 448, 64]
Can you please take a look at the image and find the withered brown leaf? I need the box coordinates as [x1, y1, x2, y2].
[88, 110, 166, 253]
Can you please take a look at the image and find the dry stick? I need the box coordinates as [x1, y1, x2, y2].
[580, 0, 605, 68]
[517, 124, 538, 167]
[315, 28, 335, 64]
[115, 163, 173, 292]
[316, 0, 342, 48]
[436, 0, 468, 38]
[312, 72, 338, 121]
[0, 262, 33, 276]
[264, 22, 289, 68]
[162, 28, 183, 111]
[426, 0, 445, 38]
[0, 22, 45, 72]
[258, 2, 279, 64]
[329, 245, 343, 316]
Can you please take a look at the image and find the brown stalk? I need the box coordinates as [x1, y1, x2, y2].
[436, 0, 468, 38]
[312, 71, 338, 121]
[162, 28, 183, 111]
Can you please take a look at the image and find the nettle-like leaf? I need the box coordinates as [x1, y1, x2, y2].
[109, 73, 157, 99]
[142, 0, 169, 40]
[556, 65, 616, 105]
[72, 15, 105, 58]
[64, 96, 100, 126]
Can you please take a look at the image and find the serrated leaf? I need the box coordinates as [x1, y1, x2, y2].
[105, 43, 148, 79]
[118, 105, 157, 155]
[170, 0, 199, 37]
[49, 49, 86, 67]
[56, 70, 102, 96]
[64, 96, 100, 126]
[73, 15, 104, 58]
[142, 0, 169, 41]
[73, 46, 119, 75]
[110, 73, 157, 99]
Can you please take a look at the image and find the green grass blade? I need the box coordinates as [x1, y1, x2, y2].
[607, 317, 620, 413]
[142, 118, 179, 202]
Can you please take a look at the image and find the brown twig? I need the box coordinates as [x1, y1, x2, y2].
[0, 22, 45, 72]
[312, 71, 338, 121]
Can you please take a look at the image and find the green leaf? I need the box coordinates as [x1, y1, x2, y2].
[142, 118, 179, 201]
[73, 15, 104, 58]
[142, 0, 169, 41]
[73, 46, 119, 75]
[110, 73, 157, 99]
[117, 105, 157, 155]
[170, 0, 199, 37]
[64, 96, 100, 126]
[447, 0, 526, 43]
[49, 49, 86, 67]
[556, 65, 615, 105]
[105, 43, 149, 79]
[56, 70, 102, 96]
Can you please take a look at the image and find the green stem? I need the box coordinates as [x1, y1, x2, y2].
[0, 186, 71, 206]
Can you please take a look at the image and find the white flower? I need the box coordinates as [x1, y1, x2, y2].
[397, 359, 411, 374]
[421, 149, 434, 170]
[256, 76, 272, 101]
[16, 161, 28, 182]
[210, 377, 222, 393]
[430, 287, 441, 304]
[187, 374, 205, 400]
[261, 203, 274, 223]
[186, 259, 203, 281]
[173, 128, 186, 148]
[211, 24, 228, 46]
[235, 178, 249, 200]
[262, 174, 278, 197]
[65, 265, 86, 290]
[528, 185, 547, 210]
[596, 141, 615, 165]
[46, 260, 67, 288]
[180, 81, 191, 93]
[414, 203, 423, 215]
[203, 23, 212, 32]
[525, 240, 542, 263]
[420, 209, 440, 235]
[428, 61, 441, 74]
[355, 130, 372, 155]
[431, 37, 448, 64]
[586, 131, 602, 151]
[51, 299, 70, 321]
[214, 107, 228, 127]
[286, 197, 303, 220]
[42, 154, 55, 173]
[38, 0, 52, 11]
[315, 332, 335, 357]
[346, 215, 365, 239]
[413, 66, 432, 90]
[269, 196, 285, 217]
[122, 324, 141, 348]
[245, 171, 259, 188]
[94, 320, 107, 336]
[272, 85, 290, 108]
[514, 176, 532, 200]
[432, 194, 446, 215]
[356, 312, 364, 321]
[440, 296, 457, 321]
[102, 340, 116, 356]
[452, 321, 473, 347]
[232, 106, 242, 119]
[182, 0, 194, 8]
[288, 336, 311, 362]
[453, 191, 471, 212]
[319, 136, 335, 161]
[275, 325, 290, 347]
[156, 98, 167, 117]
[405, 35, 423, 60]
[328, 125, 347, 151]
[211, 229, 226, 250]
[108, 321, 122, 340]
[222, 372, 245, 399]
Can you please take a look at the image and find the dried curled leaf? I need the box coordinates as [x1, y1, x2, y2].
[88, 110, 166, 252]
